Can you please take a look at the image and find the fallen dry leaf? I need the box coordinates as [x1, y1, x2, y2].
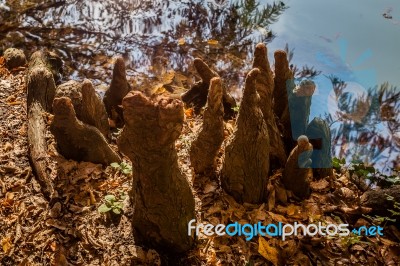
[178, 38, 186, 45]
[1, 236, 12, 254]
[184, 107, 194, 118]
[207, 39, 219, 45]
[310, 179, 330, 192]
[258, 236, 279, 266]
[287, 204, 298, 216]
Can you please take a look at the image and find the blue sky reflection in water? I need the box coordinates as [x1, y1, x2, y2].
[267, 0, 400, 174]
[1, 0, 399, 173]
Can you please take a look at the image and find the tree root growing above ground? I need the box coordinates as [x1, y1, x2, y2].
[190, 77, 225, 174]
[103, 57, 131, 127]
[282, 135, 313, 199]
[55, 79, 110, 138]
[50, 97, 121, 165]
[253, 43, 287, 169]
[181, 58, 236, 118]
[117, 91, 195, 253]
[221, 68, 270, 204]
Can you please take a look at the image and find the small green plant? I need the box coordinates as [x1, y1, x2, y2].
[332, 157, 400, 188]
[98, 194, 126, 215]
[364, 194, 400, 226]
[332, 157, 346, 170]
[340, 233, 363, 248]
[387, 195, 400, 217]
[232, 105, 240, 113]
[110, 162, 132, 175]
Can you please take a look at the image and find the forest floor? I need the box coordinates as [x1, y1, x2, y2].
[0, 56, 400, 266]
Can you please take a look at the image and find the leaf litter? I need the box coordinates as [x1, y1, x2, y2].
[0, 55, 399, 265]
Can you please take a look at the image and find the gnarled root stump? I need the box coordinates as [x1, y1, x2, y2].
[282, 135, 313, 199]
[190, 77, 224, 174]
[117, 91, 195, 253]
[55, 79, 110, 138]
[103, 57, 131, 127]
[181, 58, 236, 118]
[28, 102, 56, 199]
[3, 48, 26, 69]
[253, 43, 286, 168]
[50, 97, 121, 165]
[273, 50, 296, 154]
[26, 51, 57, 112]
[273, 50, 292, 119]
[26, 50, 61, 198]
[221, 68, 270, 204]
[306, 117, 333, 179]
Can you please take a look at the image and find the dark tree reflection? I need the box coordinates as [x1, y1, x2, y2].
[0, 0, 287, 94]
[325, 76, 400, 175]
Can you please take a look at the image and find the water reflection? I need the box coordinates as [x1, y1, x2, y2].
[325, 77, 399, 175]
[0, 0, 398, 174]
[0, 0, 287, 97]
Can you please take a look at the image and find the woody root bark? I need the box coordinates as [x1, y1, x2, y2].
[188, 44, 333, 204]
[27, 52, 123, 198]
[117, 92, 195, 253]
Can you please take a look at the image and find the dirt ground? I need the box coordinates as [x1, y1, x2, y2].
[0, 56, 400, 266]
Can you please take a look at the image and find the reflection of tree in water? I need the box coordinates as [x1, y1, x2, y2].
[0, 0, 287, 92]
[4, 0, 396, 173]
[325, 76, 400, 174]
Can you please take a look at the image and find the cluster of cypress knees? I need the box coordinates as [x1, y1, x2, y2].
[25, 43, 332, 253]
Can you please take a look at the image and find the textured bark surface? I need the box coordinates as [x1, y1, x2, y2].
[282, 135, 313, 199]
[55, 79, 110, 138]
[4, 48, 26, 69]
[306, 117, 333, 179]
[253, 43, 286, 168]
[50, 97, 120, 165]
[26, 50, 62, 199]
[81, 80, 110, 138]
[190, 77, 224, 174]
[26, 51, 57, 112]
[361, 186, 400, 215]
[273, 50, 296, 154]
[181, 58, 236, 118]
[103, 57, 131, 127]
[27, 102, 56, 199]
[273, 50, 292, 120]
[221, 68, 270, 204]
[117, 91, 195, 253]
[28, 50, 63, 82]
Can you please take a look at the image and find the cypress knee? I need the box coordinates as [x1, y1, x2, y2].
[4, 48, 26, 69]
[253, 43, 286, 168]
[117, 91, 195, 253]
[273, 50, 292, 119]
[181, 58, 236, 118]
[55, 80, 110, 138]
[50, 97, 121, 165]
[190, 77, 224, 174]
[103, 57, 131, 127]
[282, 135, 313, 199]
[27, 51, 57, 111]
[81, 79, 110, 138]
[273, 50, 296, 153]
[221, 68, 270, 204]
[26, 50, 62, 199]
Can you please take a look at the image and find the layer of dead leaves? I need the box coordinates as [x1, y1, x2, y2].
[1, 56, 399, 266]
